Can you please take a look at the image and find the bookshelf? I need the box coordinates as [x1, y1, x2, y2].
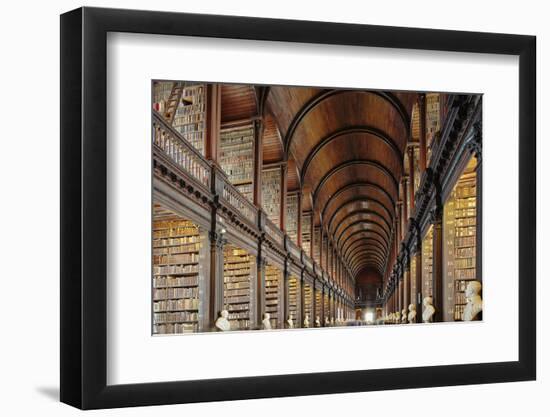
[152, 213, 204, 335]
[443, 157, 478, 321]
[286, 193, 299, 244]
[426, 93, 441, 163]
[315, 288, 322, 325]
[303, 283, 313, 327]
[410, 255, 417, 305]
[223, 244, 254, 330]
[152, 81, 174, 114]
[323, 292, 330, 324]
[287, 275, 300, 327]
[302, 213, 312, 257]
[220, 124, 255, 203]
[265, 264, 282, 329]
[262, 168, 281, 226]
[172, 83, 206, 155]
[413, 146, 421, 197]
[422, 226, 434, 300]
[313, 226, 321, 264]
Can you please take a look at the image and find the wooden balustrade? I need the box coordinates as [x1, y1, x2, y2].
[153, 112, 211, 188]
[264, 217, 284, 247]
[220, 178, 258, 225]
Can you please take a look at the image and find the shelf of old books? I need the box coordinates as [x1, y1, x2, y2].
[223, 244, 255, 330]
[303, 282, 313, 327]
[313, 226, 321, 264]
[265, 264, 282, 329]
[261, 167, 281, 226]
[315, 288, 322, 326]
[323, 292, 330, 324]
[287, 275, 300, 327]
[443, 156, 478, 321]
[410, 254, 418, 305]
[152, 81, 174, 114]
[152, 210, 205, 335]
[302, 212, 312, 257]
[425, 93, 441, 163]
[172, 83, 206, 155]
[286, 193, 299, 244]
[413, 146, 421, 197]
[220, 124, 255, 202]
[422, 226, 434, 300]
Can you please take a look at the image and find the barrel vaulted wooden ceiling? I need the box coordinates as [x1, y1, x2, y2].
[220, 84, 418, 286]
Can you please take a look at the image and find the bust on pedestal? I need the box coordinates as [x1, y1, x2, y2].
[401, 308, 407, 324]
[315, 315, 321, 327]
[407, 303, 417, 323]
[303, 314, 310, 328]
[395, 310, 401, 324]
[286, 315, 294, 329]
[463, 281, 483, 321]
[262, 313, 272, 330]
[422, 297, 435, 323]
[215, 310, 231, 331]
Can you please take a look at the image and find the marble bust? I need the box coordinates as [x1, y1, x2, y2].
[401, 308, 407, 324]
[395, 310, 401, 324]
[407, 303, 417, 323]
[287, 315, 294, 329]
[315, 315, 321, 327]
[463, 280, 483, 321]
[262, 313, 272, 330]
[422, 297, 435, 323]
[215, 309, 231, 331]
[303, 314, 310, 328]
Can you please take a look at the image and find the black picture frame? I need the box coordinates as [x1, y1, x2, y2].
[60, 6, 536, 410]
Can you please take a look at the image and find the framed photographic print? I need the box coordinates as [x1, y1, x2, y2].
[60, 6, 536, 409]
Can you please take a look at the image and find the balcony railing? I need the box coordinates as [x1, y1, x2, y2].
[264, 217, 284, 247]
[219, 176, 257, 225]
[286, 237, 301, 261]
[152, 112, 211, 188]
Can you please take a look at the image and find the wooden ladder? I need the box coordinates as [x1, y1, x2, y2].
[164, 82, 184, 125]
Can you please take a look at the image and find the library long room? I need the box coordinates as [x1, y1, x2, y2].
[152, 81, 482, 334]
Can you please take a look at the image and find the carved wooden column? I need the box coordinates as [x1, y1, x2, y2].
[283, 257, 290, 328]
[431, 206, 444, 322]
[253, 119, 263, 207]
[408, 146, 416, 213]
[256, 247, 267, 327]
[205, 84, 221, 162]
[297, 191, 302, 247]
[208, 230, 225, 330]
[321, 285, 326, 326]
[419, 93, 427, 172]
[298, 269, 306, 328]
[280, 163, 288, 231]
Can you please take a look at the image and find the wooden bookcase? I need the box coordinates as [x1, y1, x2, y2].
[443, 157, 478, 321]
[152, 213, 205, 334]
[286, 192, 299, 244]
[315, 288, 322, 325]
[152, 81, 174, 114]
[422, 226, 434, 300]
[303, 282, 313, 327]
[287, 275, 300, 327]
[425, 93, 441, 163]
[261, 168, 281, 226]
[410, 255, 418, 305]
[220, 124, 255, 202]
[223, 244, 254, 330]
[313, 226, 321, 264]
[323, 292, 330, 324]
[172, 83, 206, 155]
[302, 213, 312, 257]
[265, 264, 282, 328]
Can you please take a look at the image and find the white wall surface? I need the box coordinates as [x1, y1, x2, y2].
[0, 0, 546, 415]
